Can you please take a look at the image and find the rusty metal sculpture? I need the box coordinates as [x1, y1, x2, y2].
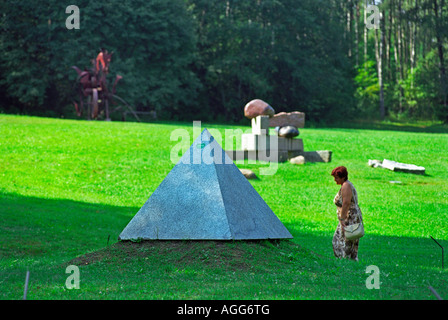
[72, 48, 139, 121]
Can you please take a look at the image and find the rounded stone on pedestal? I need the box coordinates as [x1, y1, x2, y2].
[244, 99, 275, 119]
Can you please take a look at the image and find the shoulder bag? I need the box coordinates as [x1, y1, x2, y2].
[344, 215, 365, 240]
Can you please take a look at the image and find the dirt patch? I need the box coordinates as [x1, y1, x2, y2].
[67, 239, 313, 271]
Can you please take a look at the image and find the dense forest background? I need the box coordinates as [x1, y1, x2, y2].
[1, 0, 447, 124]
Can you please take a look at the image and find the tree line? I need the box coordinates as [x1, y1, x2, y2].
[1, 0, 447, 123]
[354, 0, 448, 122]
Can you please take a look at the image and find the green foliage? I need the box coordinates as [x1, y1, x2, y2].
[354, 60, 379, 116]
[315, 0, 448, 123]
[0, 0, 356, 123]
[400, 49, 446, 120]
[0, 0, 200, 119]
[190, 0, 356, 122]
[2, 0, 447, 123]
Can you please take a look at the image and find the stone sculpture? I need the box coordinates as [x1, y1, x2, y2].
[244, 99, 275, 119]
[119, 129, 293, 240]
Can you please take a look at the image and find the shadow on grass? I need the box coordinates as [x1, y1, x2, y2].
[0, 191, 138, 264]
[1, 192, 446, 299]
[286, 223, 448, 271]
[1, 191, 446, 270]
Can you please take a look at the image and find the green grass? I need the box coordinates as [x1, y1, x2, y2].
[0, 114, 447, 300]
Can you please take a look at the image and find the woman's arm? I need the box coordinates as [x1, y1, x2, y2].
[340, 182, 352, 223]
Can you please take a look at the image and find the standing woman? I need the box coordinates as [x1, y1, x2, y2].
[331, 166, 363, 261]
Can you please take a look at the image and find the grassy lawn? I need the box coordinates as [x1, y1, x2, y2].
[0, 114, 447, 300]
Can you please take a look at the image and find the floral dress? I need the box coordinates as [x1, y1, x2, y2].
[332, 180, 363, 261]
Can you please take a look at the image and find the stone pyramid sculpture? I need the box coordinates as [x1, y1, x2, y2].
[118, 128, 293, 240]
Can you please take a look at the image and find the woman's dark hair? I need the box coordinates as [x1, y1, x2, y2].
[331, 166, 348, 181]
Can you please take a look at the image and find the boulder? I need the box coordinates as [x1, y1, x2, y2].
[278, 126, 299, 138]
[239, 168, 258, 179]
[290, 155, 305, 165]
[269, 111, 305, 128]
[244, 99, 275, 119]
[303, 151, 332, 163]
